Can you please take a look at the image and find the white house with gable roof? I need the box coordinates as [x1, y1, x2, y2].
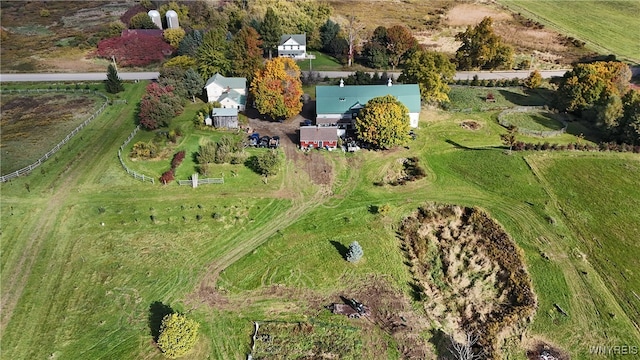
[203, 73, 247, 111]
[278, 34, 307, 59]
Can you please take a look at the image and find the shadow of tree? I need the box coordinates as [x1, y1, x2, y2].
[429, 329, 455, 360]
[329, 240, 349, 260]
[498, 89, 547, 106]
[148, 301, 174, 342]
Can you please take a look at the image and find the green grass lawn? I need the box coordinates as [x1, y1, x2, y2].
[301, 51, 343, 71]
[448, 86, 548, 111]
[500, 0, 640, 63]
[501, 111, 565, 131]
[2, 82, 639, 360]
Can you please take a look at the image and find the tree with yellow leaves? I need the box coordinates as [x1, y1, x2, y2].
[250, 57, 303, 120]
[355, 95, 411, 149]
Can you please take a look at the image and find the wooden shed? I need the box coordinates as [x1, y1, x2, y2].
[211, 108, 239, 129]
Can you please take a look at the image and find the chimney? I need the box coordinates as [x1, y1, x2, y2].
[339, 79, 344, 87]
[387, 78, 392, 87]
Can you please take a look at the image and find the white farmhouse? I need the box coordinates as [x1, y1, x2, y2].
[203, 73, 247, 111]
[277, 34, 307, 59]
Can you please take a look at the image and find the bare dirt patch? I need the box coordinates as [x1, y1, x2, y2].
[446, 3, 512, 27]
[245, 101, 333, 186]
[460, 120, 482, 131]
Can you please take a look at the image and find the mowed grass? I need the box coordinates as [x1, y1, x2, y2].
[501, 110, 565, 131]
[534, 155, 640, 322]
[448, 86, 549, 111]
[2, 81, 640, 360]
[300, 50, 343, 71]
[500, 0, 640, 63]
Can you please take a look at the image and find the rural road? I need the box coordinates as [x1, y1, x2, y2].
[0, 69, 570, 83]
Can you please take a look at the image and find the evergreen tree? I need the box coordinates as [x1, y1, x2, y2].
[259, 8, 282, 59]
[183, 68, 204, 103]
[346, 241, 363, 263]
[104, 64, 124, 94]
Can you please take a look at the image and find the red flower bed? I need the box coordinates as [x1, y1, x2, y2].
[96, 33, 174, 67]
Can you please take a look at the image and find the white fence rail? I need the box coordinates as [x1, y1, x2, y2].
[118, 126, 154, 184]
[0, 88, 109, 182]
[177, 177, 224, 186]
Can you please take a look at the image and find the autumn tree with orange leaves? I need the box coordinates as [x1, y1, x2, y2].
[250, 57, 303, 120]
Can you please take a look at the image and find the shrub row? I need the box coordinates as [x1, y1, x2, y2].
[160, 150, 186, 185]
[451, 77, 522, 87]
[513, 141, 640, 153]
[95, 33, 174, 67]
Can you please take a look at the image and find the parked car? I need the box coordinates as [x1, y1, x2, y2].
[248, 132, 260, 147]
[269, 136, 280, 148]
[258, 136, 270, 148]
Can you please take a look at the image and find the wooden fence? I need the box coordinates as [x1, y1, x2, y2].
[118, 126, 154, 184]
[0, 89, 109, 182]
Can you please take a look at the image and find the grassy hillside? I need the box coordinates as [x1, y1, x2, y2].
[1, 83, 639, 359]
[500, 0, 640, 63]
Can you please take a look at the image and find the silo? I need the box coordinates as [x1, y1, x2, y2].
[166, 10, 179, 29]
[147, 10, 162, 29]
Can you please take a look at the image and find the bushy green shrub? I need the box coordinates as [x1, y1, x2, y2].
[157, 313, 200, 358]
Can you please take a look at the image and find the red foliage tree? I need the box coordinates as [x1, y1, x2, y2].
[138, 83, 184, 130]
[96, 33, 174, 67]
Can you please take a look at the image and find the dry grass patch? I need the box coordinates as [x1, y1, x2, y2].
[445, 3, 512, 26]
[400, 204, 537, 359]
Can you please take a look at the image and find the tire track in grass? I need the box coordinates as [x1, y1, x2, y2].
[0, 100, 135, 338]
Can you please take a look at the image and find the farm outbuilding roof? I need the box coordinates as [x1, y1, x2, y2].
[316, 84, 421, 115]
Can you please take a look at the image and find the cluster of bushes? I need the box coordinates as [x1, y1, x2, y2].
[196, 136, 245, 176]
[389, 157, 427, 186]
[452, 76, 522, 87]
[160, 150, 185, 185]
[512, 141, 640, 153]
[130, 141, 158, 159]
[95, 32, 174, 67]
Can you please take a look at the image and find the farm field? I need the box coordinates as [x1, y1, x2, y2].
[0, 91, 105, 174]
[499, 0, 640, 63]
[1, 78, 640, 360]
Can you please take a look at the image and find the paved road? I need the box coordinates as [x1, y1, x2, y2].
[0, 69, 571, 83]
[0, 72, 160, 82]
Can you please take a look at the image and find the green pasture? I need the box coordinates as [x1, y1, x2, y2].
[448, 85, 549, 111]
[1, 80, 639, 359]
[500, 0, 640, 63]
